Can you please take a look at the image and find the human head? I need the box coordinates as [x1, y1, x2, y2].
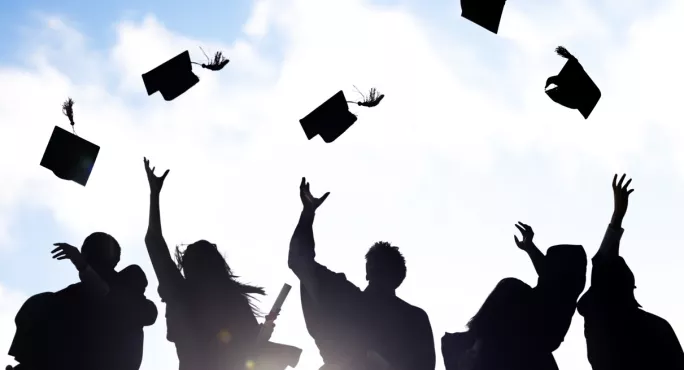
[365, 241, 406, 290]
[80, 232, 121, 274]
[545, 244, 588, 296]
[467, 277, 534, 338]
[176, 240, 230, 283]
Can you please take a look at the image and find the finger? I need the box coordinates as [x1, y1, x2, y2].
[623, 178, 632, 190]
[627, 189, 634, 195]
[514, 236, 521, 245]
[53, 252, 67, 259]
[51, 246, 64, 253]
[319, 192, 331, 204]
[515, 224, 524, 234]
[56, 256, 69, 260]
[618, 174, 626, 188]
[152, 166, 156, 174]
[300, 177, 306, 188]
[162, 169, 170, 180]
[612, 174, 617, 188]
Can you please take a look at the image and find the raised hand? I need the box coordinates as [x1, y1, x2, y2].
[514, 222, 534, 251]
[52, 242, 87, 271]
[265, 309, 281, 322]
[611, 174, 634, 226]
[300, 177, 330, 212]
[144, 157, 170, 195]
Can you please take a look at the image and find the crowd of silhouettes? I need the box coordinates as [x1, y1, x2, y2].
[6, 169, 684, 370]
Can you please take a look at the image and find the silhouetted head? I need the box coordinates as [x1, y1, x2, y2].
[545, 244, 588, 296]
[80, 232, 120, 275]
[365, 241, 406, 291]
[174, 240, 265, 312]
[467, 278, 534, 339]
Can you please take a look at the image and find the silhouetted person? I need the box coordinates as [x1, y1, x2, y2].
[443, 276, 560, 370]
[577, 174, 684, 370]
[514, 222, 587, 353]
[143, 158, 301, 370]
[7, 232, 157, 370]
[289, 177, 435, 370]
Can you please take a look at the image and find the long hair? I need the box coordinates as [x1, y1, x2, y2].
[174, 240, 265, 316]
[467, 278, 533, 339]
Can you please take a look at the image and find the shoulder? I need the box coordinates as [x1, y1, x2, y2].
[398, 298, 431, 321]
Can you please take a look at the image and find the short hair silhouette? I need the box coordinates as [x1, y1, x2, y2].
[81, 232, 121, 271]
[174, 240, 265, 313]
[365, 241, 407, 289]
[467, 277, 533, 338]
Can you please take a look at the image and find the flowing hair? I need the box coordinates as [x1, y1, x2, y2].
[467, 278, 533, 338]
[174, 241, 266, 316]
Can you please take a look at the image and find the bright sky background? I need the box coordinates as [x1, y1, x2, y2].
[1, 0, 684, 369]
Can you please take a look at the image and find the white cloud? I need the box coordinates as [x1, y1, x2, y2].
[2, 0, 684, 370]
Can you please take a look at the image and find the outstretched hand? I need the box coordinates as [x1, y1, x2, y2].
[52, 242, 87, 271]
[144, 157, 170, 195]
[611, 174, 634, 225]
[514, 222, 534, 251]
[300, 177, 330, 212]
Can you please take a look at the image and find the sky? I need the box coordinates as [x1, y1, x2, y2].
[1, 0, 684, 369]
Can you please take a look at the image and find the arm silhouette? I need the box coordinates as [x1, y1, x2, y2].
[143, 158, 184, 294]
[597, 174, 633, 259]
[288, 177, 330, 301]
[408, 309, 436, 370]
[514, 222, 545, 277]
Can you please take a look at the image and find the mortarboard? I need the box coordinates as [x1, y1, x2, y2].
[142, 47, 230, 101]
[40, 98, 100, 186]
[299, 86, 384, 143]
[461, 0, 507, 34]
[545, 46, 601, 119]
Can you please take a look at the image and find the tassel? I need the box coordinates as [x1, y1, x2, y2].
[347, 86, 385, 108]
[62, 98, 76, 134]
[191, 46, 230, 71]
[555, 46, 577, 61]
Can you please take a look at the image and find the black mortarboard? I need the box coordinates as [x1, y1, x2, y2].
[545, 46, 601, 119]
[461, 0, 506, 34]
[299, 87, 384, 143]
[40, 99, 100, 186]
[142, 50, 199, 101]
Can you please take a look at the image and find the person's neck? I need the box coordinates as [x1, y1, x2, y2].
[364, 284, 396, 297]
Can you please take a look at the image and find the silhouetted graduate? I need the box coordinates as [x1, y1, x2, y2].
[289, 178, 435, 370]
[545, 46, 601, 119]
[514, 222, 587, 353]
[40, 98, 100, 186]
[300, 86, 384, 143]
[460, 0, 506, 34]
[442, 278, 558, 370]
[142, 47, 229, 101]
[7, 232, 157, 370]
[142, 158, 302, 370]
[577, 174, 684, 370]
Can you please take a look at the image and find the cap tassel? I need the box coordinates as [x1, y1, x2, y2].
[191, 46, 230, 71]
[347, 86, 385, 108]
[555, 46, 577, 61]
[61, 98, 76, 135]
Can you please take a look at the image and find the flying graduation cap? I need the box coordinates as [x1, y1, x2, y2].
[299, 86, 385, 143]
[545, 46, 601, 119]
[40, 98, 100, 186]
[461, 0, 507, 34]
[142, 47, 230, 101]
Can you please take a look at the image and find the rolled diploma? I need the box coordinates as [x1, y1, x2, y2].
[257, 283, 292, 342]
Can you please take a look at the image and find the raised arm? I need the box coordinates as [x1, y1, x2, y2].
[51, 242, 111, 297]
[143, 158, 183, 289]
[514, 222, 545, 277]
[597, 174, 633, 258]
[288, 177, 330, 299]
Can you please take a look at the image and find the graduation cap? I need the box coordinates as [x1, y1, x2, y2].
[299, 86, 384, 143]
[40, 98, 100, 186]
[461, 0, 507, 34]
[545, 46, 601, 119]
[142, 47, 230, 101]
